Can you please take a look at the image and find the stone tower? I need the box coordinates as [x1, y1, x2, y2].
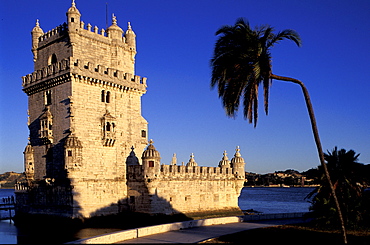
[19, 1, 148, 218]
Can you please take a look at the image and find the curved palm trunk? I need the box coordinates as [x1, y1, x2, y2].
[270, 74, 347, 244]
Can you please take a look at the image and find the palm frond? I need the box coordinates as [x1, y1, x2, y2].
[267, 29, 302, 48]
[210, 18, 301, 127]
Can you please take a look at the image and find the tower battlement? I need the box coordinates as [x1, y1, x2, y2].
[32, 1, 136, 73]
[22, 58, 147, 95]
[35, 20, 133, 51]
[37, 24, 67, 44]
[128, 164, 236, 181]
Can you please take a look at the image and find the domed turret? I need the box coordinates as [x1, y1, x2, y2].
[230, 146, 246, 179]
[66, 0, 81, 30]
[23, 141, 35, 181]
[126, 146, 139, 166]
[125, 22, 136, 49]
[142, 139, 160, 160]
[218, 150, 231, 168]
[64, 133, 83, 148]
[31, 19, 44, 62]
[64, 132, 83, 171]
[142, 140, 161, 178]
[186, 153, 198, 167]
[107, 14, 123, 40]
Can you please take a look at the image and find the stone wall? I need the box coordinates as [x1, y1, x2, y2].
[127, 165, 244, 215]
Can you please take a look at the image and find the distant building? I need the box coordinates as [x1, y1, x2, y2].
[15, 1, 246, 219]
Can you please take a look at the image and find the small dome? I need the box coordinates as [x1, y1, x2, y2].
[107, 14, 123, 33]
[125, 22, 135, 36]
[230, 146, 245, 164]
[219, 150, 231, 167]
[32, 19, 44, 34]
[67, 0, 81, 16]
[186, 153, 198, 167]
[24, 142, 34, 154]
[64, 133, 82, 148]
[126, 146, 139, 165]
[142, 139, 160, 159]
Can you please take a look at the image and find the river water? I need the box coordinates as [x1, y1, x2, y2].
[0, 187, 314, 244]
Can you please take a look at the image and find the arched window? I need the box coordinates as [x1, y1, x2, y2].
[106, 122, 111, 131]
[48, 54, 57, 65]
[106, 91, 110, 103]
[101, 90, 105, 102]
[45, 90, 52, 105]
[101, 90, 110, 103]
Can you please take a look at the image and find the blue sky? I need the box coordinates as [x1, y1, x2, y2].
[0, 0, 369, 174]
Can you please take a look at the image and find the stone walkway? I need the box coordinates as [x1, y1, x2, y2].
[115, 218, 306, 243]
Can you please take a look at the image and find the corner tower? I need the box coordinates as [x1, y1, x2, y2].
[18, 1, 148, 218]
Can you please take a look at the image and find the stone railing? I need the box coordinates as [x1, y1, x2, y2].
[22, 58, 146, 93]
[22, 58, 70, 87]
[127, 164, 236, 180]
[73, 59, 146, 86]
[38, 23, 67, 43]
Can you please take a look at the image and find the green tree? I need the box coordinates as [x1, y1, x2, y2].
[307, 147, 370, 228]
[210, 18, 347, 243]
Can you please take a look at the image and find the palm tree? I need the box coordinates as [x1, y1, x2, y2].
[307, 147, 368, 228]
[210, 18, 347, 243]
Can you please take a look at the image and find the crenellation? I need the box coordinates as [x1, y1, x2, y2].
[38, 23, 67, 43]
[127, 161, 236, 181]
[23, 58, 146, 94]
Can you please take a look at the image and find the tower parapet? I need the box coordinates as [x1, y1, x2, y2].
[22, 58, 147, 95]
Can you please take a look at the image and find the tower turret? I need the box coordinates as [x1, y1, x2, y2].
[24, 141, 35, 182]
[126, 146, 139, 166]
[66, 0, 81, 31]
[218, 150, 231, 169]
[230, 146, 246, 179]
[125, 22, 136, 48]
[107, 14, 123, 40]
[31, 19, 44, 62]
[64, 132, 83, 173]
[142, 139, 161, 178]
[186, 153, 198, 167]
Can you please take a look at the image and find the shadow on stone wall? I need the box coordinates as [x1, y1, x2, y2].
[14, 190, 191, 244]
